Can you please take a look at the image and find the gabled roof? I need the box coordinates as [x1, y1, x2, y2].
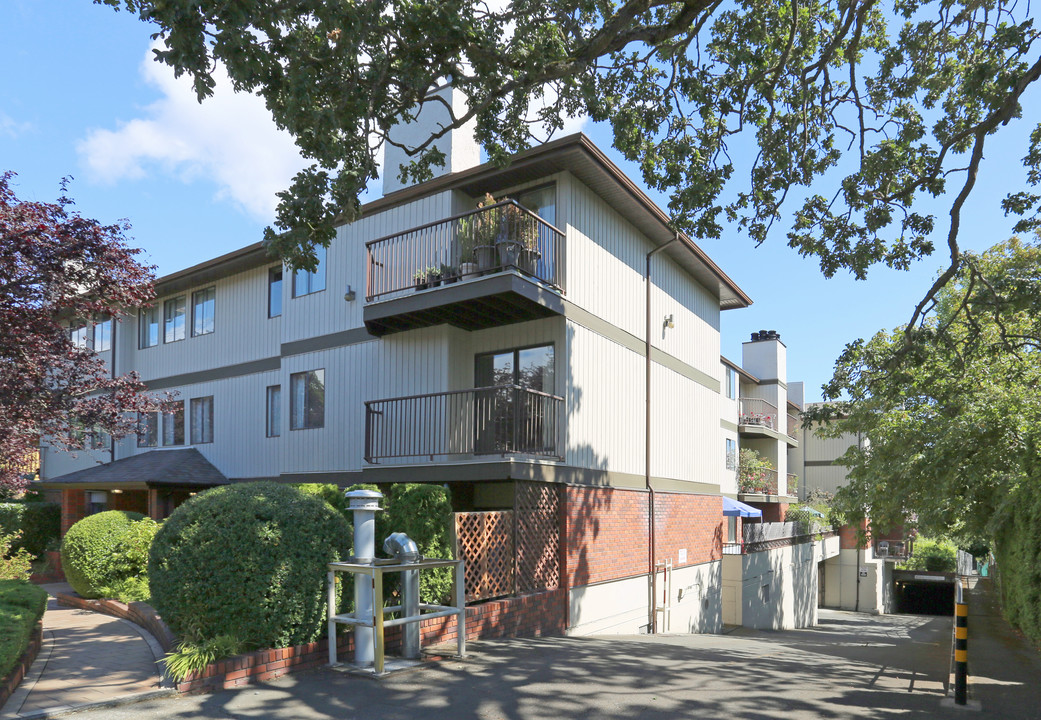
[154, 134, 753, 310]
[36, 448, 227, 490]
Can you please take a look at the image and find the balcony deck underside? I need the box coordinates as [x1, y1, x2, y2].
[364, 272, 565, 336]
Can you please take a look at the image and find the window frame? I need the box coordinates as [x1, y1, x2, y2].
[268, 267, 283, 318]
[190, 396, 214, 444]
[93, 318, 112, 352]
[69, 323, 90, 350]
[137, 411, 158, 447]
[191, 287, 216, 337]
[266, 385, 281, 437]
[292, 245, 326, 298]
[139, 306, 159, 349]
[161, 400, 185, 446]
[163, 295, 187, 344]
[289, 369, 325, 430]
[726, 438, 737, 471]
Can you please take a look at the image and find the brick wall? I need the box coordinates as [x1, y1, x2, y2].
[60, 489, 86, 535]
[564, 486, 723, 589]
[839, 518, 870, 549]
[109, 490, 148, 515]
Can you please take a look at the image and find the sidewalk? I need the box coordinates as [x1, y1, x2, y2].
[0, 583, 170, 720]
[961, 576, 1041, 719]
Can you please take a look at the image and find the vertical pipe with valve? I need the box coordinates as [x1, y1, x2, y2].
[345, 489, 383, 667]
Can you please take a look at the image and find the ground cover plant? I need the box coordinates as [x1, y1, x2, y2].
[60, 510, 147, 599]
[0, 579, 47, 679]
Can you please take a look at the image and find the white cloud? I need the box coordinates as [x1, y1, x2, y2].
[0, 111, 33, 139]
[77, 44, 306, 222]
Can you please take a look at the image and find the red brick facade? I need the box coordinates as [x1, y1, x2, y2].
[563, 486, 723, 588]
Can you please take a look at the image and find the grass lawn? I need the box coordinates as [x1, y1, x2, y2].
[0, 580, 47, 679]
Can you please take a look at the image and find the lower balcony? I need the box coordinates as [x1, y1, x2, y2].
[364, 386, 564, 464]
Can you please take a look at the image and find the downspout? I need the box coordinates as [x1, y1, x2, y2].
[646, 234, 680, 634]
[109, 314, 117, 465]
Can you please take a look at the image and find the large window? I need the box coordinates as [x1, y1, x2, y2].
[268, 267, 283, 318]
[290, 370, 325, 430]
[164, 296, 186, 343]
[726, 438, 737, 471]
[139, 307, 159, 348]
[266, 385, 281, 437]
[516, 184, 556, 226]
[474, 344, 555, 454]
[292, 245, 326, 298]
[70, 324, 89, 349]
[137, 411, 158, 447]
[93, 318, 112, 352]
[190, 396, 214, 444]
[161, 401, 185, 446]
[192, 287, 216, 337]
[725, 366, 738, 400]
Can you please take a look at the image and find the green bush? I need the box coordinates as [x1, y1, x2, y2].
[97, 518, 160, 603]
[901, 537, 957, 572]
[61, 511, 146, 598]
[149, 482, 350, 650]
[292, 483, 348, 516]
[0, 579, 48, 678]
[1, 531, 33, 581]
[0, 502, 60, 558]
[994, 483, 1041, 649]
[382, 484, 454, 605]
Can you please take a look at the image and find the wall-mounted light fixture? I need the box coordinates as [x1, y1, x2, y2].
[344, 284, 356, 302]
[663, 314, 674, 329]
[110, 488, 123, 494]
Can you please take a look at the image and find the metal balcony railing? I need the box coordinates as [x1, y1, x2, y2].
[787, 413, 799, 439]
[874, 538, 913, 561]
[365, 386, 564, 463]
[739, 468, 779, 495]
[739, 398, 779, 431]
[365, 200, 566, 302]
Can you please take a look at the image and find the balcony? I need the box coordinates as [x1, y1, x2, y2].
[364, 386, 564, 464]
[874, 538, 913, 562]
[739, 398, 779, 432]
[787, 413, 800, 441]
[364, 201, 566, 336]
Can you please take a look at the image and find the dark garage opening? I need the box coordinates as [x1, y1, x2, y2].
[895, 580, 954, 615]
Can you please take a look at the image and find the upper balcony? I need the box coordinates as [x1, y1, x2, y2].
[364, 201, 566, 336]
[738, 398, 798, 447]
[364, 385, 564, 464]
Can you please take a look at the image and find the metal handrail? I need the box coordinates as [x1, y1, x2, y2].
[365, 385, 564, 463]
[366, 199, 566, 301]
[739, 398, 779, 431]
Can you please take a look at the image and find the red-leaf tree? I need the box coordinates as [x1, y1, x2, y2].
[0, 171, 157, 493]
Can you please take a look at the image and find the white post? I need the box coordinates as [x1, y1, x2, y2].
[456, 558, 466, 658]
[327, 569, 337, 665]
[345, 489, 383, 667]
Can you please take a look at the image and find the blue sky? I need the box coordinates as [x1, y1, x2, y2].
[3, 1, 1039, 400]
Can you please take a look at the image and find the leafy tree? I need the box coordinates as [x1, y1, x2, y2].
[0, 172, 157, 492]
[99, 0, 1041, 338]
[807, 236, 1041, 542]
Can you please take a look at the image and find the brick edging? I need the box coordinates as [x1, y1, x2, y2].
[0, 619, 43, 709]
[56, 594, 176, 652]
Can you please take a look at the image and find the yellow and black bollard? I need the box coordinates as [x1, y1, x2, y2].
[954, 588, 968, 705]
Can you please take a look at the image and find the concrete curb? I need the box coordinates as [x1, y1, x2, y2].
[8, 689, 177, 720]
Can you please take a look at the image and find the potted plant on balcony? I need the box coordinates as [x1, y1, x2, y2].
[413, 268, 429, 291]
[738, 448, 773, 494]
[426, 265, 443, 287]
[456, 193, 501, 274]
[503, 202, 542, 275]
[440, 262, 459, 284]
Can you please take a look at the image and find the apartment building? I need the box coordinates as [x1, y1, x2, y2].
[39, 107, 761, 636]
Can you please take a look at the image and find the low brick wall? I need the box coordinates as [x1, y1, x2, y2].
[0, 620, 43, 709]
[56, 594, 176, 652]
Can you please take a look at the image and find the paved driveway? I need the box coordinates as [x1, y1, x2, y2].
[65, 609, 986, 720]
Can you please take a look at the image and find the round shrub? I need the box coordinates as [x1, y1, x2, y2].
[61, 511, 146, 598]
[149, 482, 350, 650]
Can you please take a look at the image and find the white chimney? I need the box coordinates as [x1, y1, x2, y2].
[382, 84, 480, 196]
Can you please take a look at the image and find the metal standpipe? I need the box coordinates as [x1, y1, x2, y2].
[345, 489, 383, 667]
[384, 532, 421, 659]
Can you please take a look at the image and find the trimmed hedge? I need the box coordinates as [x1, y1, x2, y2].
[0, 502, 60, 558]
[994, 484, 1041, 649]
[61, 511, 146, 598]
[0, 580, 47, 679]
[149, 482, 350, 650]
[292, 483, 348, 516]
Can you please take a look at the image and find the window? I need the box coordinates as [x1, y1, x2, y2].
[164, 296, 186, 343]
[161, 401, 185, 446]
[70, 324, 89, 350]
[93, 319, 112, 352]
[290, 370, 325, 429]
[726, 438, 737, 471]
[725, 367, 738, 400]
[474, 344, 555, 454]
[266, 385, 281, 437]
[268, 267, 283, 318]
[516, 184, 556, 226]
[190, 396, 214, 444]
[86, 491, 107, 516]
[139, 307, 159, 348]
[192, 287, 216, 337]
[727, 516, 738, 543]
[81, 427, 110, 451]
[137, 411, 158, 447]
[292, 245, 326, 297]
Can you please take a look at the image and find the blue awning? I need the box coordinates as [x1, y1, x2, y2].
[723, 496, 763, 518]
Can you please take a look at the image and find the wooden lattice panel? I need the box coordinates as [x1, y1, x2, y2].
[515, 482, 560, 593]
[456, 511, 514, 602]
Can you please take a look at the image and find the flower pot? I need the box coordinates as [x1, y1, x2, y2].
[497, 240, 522, 268]
[474, 245, 498, 273]
[459, 262, 478, 278]
[414, 278, 429, 291]
[518, 248, 541, 275]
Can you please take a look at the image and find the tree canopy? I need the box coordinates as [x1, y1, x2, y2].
[805, 236, 1041, 542]
[0, 172, 157, 492]
[100, 0, 1041, 337]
